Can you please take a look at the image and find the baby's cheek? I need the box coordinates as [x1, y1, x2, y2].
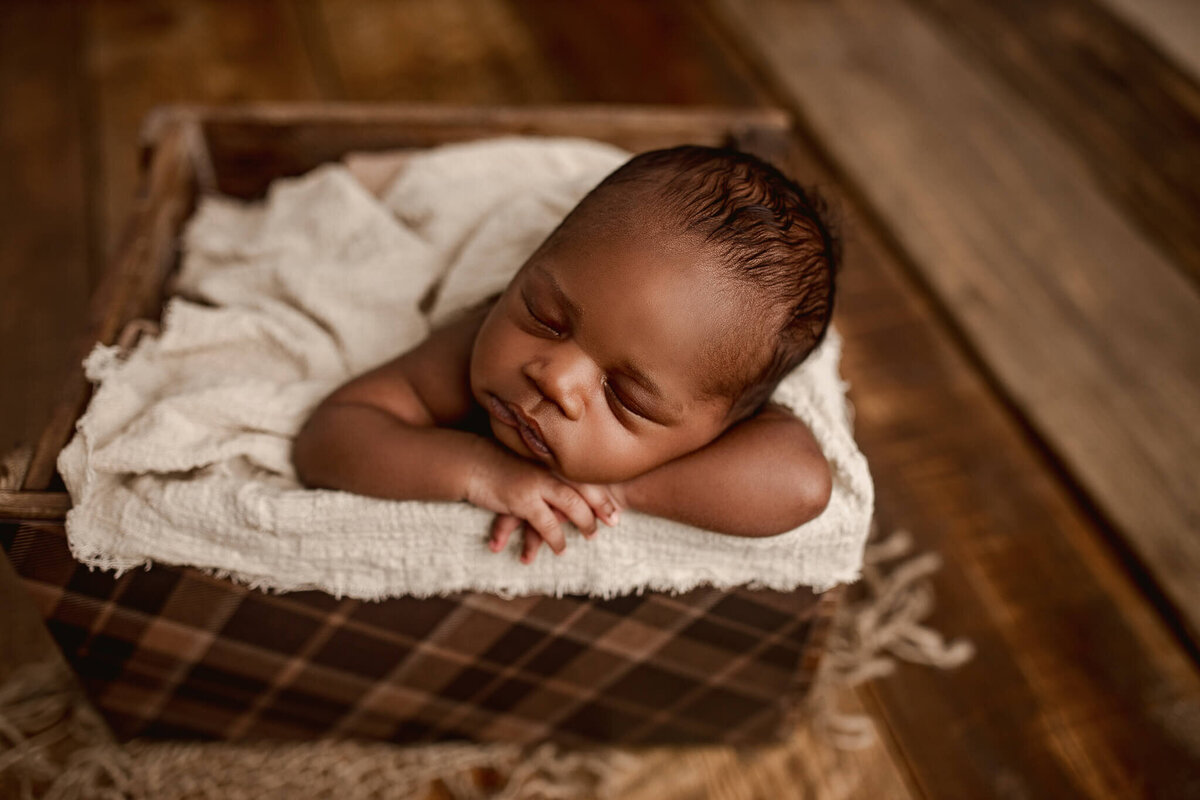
[470, 307, 521, 379]
[560, 429, 658, 484]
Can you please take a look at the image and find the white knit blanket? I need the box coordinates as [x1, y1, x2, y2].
[58, 136, 874, 599]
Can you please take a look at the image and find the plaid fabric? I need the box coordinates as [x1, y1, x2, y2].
[3, 520, 838, 746]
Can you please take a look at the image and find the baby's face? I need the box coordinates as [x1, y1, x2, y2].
[469, 224, 749, 484]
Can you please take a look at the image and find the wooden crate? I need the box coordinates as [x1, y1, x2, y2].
[0, 104, 838, 745]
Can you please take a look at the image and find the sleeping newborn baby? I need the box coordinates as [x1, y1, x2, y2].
[292, 145, 840, 564]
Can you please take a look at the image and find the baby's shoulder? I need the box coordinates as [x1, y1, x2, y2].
[397, 303, 492, 424]
[320, 303, 488, 428]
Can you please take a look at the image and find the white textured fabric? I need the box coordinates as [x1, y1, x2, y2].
[58, 135, 874, 599]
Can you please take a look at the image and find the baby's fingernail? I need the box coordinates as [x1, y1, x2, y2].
[609, 510, 620, 526]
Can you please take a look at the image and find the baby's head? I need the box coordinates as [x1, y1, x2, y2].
[470, 145, 840, 483]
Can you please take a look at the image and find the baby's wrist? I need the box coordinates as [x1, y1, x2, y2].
[463, 437, 506, 507]
[610, 479, 634, 513]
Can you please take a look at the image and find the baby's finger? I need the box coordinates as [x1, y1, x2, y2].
[489, 514, 522, 552]
[547, 484, 597, 539]
[521, 526, 542, 564]
[556, 477, 620, 528]
[525, 503, 567, 554]
[569, 483, 620, 529]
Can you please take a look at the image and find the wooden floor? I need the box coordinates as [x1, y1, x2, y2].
[2, 1, 1198, 797]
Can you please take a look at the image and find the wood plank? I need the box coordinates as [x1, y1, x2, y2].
[314, 0, 771, 108]
[312, 0, 564, 102]
[86, 0, 325, 263]
[614, 688, 919, 800]
[1096, 0, 1200, 82]
[909, 0, 1200, 289]
[0, 0, 92, 455]
[171, 103, 791, 202]
[772, 135, 1200, 798]
[713, 0, 1200, 647]
[23, 118, 200, 492]
[0, 492, 72, 521]
[505, 0, 771, 105]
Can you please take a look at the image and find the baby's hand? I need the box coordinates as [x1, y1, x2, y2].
[466, 445, 598, 558]
[488, 479, 625, 566]
[558, 478, 625, 534]
[488, 513, 555, 564]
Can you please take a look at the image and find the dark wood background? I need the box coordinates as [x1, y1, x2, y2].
[2, 1, 1198, 797]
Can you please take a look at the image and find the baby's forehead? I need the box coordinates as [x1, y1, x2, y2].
[559, 177, 678, 234]
[551, 196, 709, 271]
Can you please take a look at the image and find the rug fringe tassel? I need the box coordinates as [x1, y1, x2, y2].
[802, 522, 975, 750]
[0, 673, 633, 800]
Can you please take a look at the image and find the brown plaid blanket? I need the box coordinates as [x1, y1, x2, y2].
[3, 520, 837, 745]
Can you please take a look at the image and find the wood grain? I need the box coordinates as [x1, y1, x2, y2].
[614, 689, 918, 800]
[1096, 0, 1200, 81]
[0, 492, 71, 521]
[191, 103, 790, 199]
[909, 0, 1200, 289]
[313, 0, 770, 108]
[311, 0, 563, 103]
[86, 0, 324, 262]
[777, 135, 1200, 799]
[0, 1, 92, 455]
[23, 119, 199, 492]
[506, 0, 770, 105]
[714, 0, 1200, 648]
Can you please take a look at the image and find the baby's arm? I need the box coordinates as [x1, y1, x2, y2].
[291, 307, 599, 553]
[615, 404, 832, 537]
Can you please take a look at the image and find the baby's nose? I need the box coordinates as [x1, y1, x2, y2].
[528, 345, 591, 421]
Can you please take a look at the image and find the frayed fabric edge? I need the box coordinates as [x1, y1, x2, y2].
[63, 544, 862, 603]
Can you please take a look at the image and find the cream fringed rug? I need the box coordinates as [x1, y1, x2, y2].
[0, 525, 971, 800]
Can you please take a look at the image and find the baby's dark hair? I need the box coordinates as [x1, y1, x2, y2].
[564, 144, 841, 420]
